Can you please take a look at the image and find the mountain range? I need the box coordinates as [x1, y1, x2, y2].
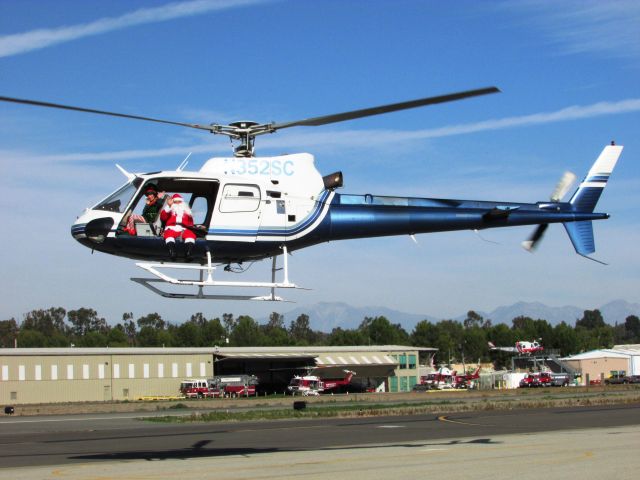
[272, 300, 640, 333]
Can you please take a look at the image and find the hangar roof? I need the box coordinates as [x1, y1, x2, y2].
[214, 352, 317, 360]
[315, 354, 397, 367]
[0, 345, 434, 356]
[562, 349, 630, 360]
[612, 344, 640, 354]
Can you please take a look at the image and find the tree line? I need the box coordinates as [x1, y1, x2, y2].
[1, 308, 639, 367]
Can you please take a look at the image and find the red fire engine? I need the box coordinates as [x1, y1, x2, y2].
[209, 375, 259, 398]
[179, 379, 221, 398]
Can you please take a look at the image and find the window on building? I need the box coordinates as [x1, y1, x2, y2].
[67, 364, 74, 380]
[400, 376, 408, 391]
[172, 363, 178, 378]
[98, 364, 105, 380]
[128, 364, 135, 379]
[200, 362, 206, 377]
[399, 354, 407, 369]
[18, 365, 25, 381]
[51, 365, 58, 380]
[1, 365, 8, 381]
[113, 364, 120, 379]
[143, 363, 149, 379]
[389, 376, 398, 392]
[186, 362, 192, 377]
[35, 365, 42, 381]
[83, 364, 90, 380]
[408, 355, 417, 369]
[158, 363, 164, 378]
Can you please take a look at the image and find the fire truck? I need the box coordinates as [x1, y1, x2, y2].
[179, 379, 222, 398]
[208, 375, 259, 398]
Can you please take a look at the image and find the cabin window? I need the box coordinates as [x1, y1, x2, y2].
[190, 196, 209, 224]
[94, 180, 141, 213]
[219, 184, 261, 212]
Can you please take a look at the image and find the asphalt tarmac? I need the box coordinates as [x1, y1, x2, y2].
[1, 404, 639, 479]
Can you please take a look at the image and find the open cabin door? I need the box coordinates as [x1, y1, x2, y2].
[117, 178, 219, 238]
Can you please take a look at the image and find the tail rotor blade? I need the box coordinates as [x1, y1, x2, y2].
[550, 171, 576, 202]
[522, 224, 548, 252]
[524, 171, 575, 252]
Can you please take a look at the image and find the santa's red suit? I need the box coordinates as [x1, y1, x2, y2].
[160, 194, 196, 244]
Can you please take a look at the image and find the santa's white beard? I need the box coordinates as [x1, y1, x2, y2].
[171, 202, 191, 222]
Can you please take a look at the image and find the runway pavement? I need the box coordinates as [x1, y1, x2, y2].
[1, 404, 639, 479]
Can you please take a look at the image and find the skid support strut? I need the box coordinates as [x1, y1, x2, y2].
[131, 245, 304, 300]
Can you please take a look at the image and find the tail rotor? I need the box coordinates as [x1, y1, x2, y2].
[522, 171, 576, 252]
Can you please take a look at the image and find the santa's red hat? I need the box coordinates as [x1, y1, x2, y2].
[172, 193, 183, 201]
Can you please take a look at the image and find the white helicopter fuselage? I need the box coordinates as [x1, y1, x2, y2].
[72, 153, 336, 263]
[70, 146, 620, 300]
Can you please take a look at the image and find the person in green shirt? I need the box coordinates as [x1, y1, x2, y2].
[123, 184, 166, 235]
[141, 185, 165, 225]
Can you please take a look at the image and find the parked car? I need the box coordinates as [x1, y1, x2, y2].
[412, 383, 433, 392]
[604, 371, 630, 385]
[549, 373, 571, 386]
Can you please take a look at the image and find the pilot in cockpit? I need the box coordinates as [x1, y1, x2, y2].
[124, 184, 166, 235]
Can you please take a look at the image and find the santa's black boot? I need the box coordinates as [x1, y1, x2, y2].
[167, 242, 176, 260]
[185, 242, 194, 261]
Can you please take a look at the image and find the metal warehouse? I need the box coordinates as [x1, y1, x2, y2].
[0, 345, 435, 404]
[562, 344, 640, 383]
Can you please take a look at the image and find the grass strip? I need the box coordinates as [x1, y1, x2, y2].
[145, 392, 640, 423]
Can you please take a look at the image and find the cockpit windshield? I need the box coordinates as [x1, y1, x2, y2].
[94, 178, 142, 213]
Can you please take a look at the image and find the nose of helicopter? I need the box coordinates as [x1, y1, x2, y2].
[71, 212, 115, 244]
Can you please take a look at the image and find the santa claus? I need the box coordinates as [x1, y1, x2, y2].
[160, 193, 196, 259]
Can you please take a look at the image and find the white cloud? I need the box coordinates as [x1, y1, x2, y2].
[505, 0, 640, 60]
[0, 0, 267, 58]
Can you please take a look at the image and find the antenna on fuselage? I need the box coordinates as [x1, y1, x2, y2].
[115, 163, 135, 181]
[177, 152, 191, 172]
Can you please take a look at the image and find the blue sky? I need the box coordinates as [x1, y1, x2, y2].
[0, 0, 638, 327]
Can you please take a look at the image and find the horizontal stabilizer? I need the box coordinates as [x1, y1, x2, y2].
[563, 221, 595, 256]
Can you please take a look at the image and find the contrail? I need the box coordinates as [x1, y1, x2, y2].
[0, 0, 267, 58]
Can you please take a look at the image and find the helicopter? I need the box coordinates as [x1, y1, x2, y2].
[488, 339, 544, 355]
[0, 87, 623, 301]
[288, 369, 356, 396]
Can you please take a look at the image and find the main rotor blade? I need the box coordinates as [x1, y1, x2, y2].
[0, 95, 214, 132]
[271, 86, 500, 130]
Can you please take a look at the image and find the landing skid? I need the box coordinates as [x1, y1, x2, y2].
[131, 246, 305, 301]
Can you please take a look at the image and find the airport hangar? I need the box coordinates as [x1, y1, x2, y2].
[0, 345, 436, 404]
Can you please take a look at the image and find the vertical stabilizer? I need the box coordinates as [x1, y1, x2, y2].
[563, 221, 595, 256]
[569, 144, 623, 212]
